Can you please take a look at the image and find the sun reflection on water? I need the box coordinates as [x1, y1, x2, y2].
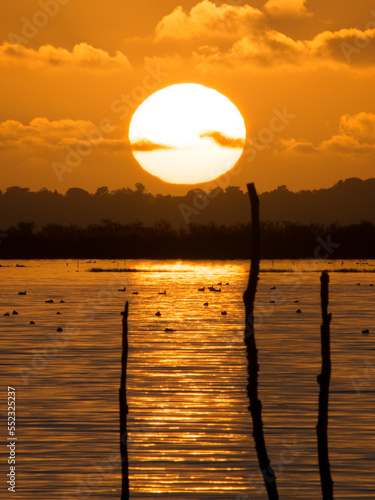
[0, 259, 374, 498]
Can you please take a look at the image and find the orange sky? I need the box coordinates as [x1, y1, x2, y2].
[1, 0, 375, 195]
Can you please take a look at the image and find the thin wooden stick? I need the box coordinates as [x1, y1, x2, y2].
[120, 300, 130, 500]
[317, 272, 334, 499]
[243, 183, 279, 499]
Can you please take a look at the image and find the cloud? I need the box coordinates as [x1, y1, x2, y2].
[279, 138, 317, 154]
[338, 112, 375, 142]
[192, 25, 375, 68]
[0, 118, 124, 151]
[0, 118, 93, 149]
[228, 29, 305, 65]
[0, 42, 131, 70]
[310, 28, 375, 65]
[155, 0, 263, 41]
[264, 0, 312, 18]
[279, 113, 375, 155]
[131, 134, 245, 151]
[320, 134, 375, 154]
[130, 140, 175, 152]
[149, 2, 375, 69]
[320, 113, 375, 153]
[200, 131, 245, 148]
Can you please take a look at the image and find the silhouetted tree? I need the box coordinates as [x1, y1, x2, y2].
[95, 186, 109, 196]
[0, 178, 374, 229]
[1, 219, 375, 259]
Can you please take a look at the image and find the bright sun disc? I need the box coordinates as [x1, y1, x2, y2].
[129, 83, 246, 184]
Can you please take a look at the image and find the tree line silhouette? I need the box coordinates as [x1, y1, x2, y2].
[1, 219, 374, 259]
[0, 177, 374, 229]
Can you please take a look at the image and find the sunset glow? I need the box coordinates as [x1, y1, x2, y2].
[1, 1, 375, 193]
[1, 2, 375, 498]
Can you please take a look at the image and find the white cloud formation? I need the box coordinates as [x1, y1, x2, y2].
[338, 112, 375, 142]
[229, 29, 305, 65]
[310, 28, 375, 64]
[0, 118, 126, 151]
[320, 112, 375, 153]
[155, 0, 264, 41]
[0, 42, 131, 70]
[192, 26, 375, 68]
[150, 2, 375, 68]
[279, 138, 317, 154]
[280, 113, 375, 155]
[264, 0, 312, 18]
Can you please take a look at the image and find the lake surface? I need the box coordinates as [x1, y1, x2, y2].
[0, 259, 374, 499]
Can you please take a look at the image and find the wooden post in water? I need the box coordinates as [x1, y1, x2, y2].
[243, 183, 279, 500]
[120, 301, 130, 500]
[317, 272, 334, 499]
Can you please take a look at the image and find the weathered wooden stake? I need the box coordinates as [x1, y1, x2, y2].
[317, 272, 334, 499]
[120, 300, 130, 499]
[243, 183, 279, 500]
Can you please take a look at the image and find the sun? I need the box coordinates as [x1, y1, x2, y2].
[128, 83, 246, 184]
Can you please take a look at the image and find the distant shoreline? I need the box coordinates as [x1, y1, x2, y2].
[0, 220, 374, 260]
[1, 260, 375, 274]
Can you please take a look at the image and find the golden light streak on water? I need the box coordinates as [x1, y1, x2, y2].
[0, 259, 374, 498]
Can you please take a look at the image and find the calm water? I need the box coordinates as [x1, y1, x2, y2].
[0, 259, 374, 499]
